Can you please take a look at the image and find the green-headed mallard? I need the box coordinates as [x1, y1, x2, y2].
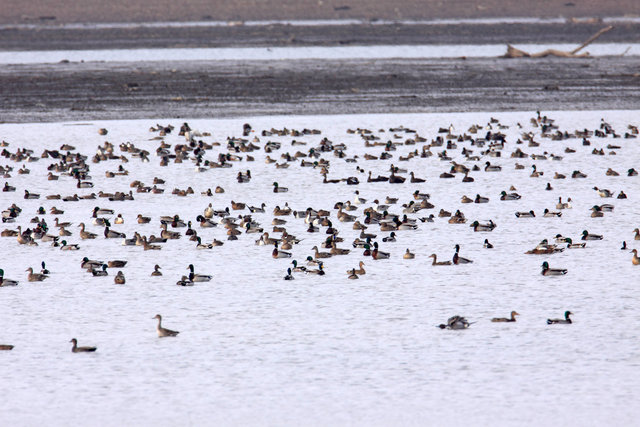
[541, 261, 567, 276]
[547, 311, 572, 324]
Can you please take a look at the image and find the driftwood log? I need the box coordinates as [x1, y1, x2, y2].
[504, 26, 613, 58]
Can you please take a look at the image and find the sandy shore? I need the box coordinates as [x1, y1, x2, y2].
[1, 0, 638, 25]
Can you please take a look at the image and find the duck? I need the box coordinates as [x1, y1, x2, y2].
[290, 260, 306, 273]
[474, 194, 489, 204]
[306, 264, 325, 275]
[108, 260, 127, 268]
[429, 254, 451, 266]
[78, 223, 97, 239]
[272, 243, 293, 259]
[104, 227, 125, 239]
[409, 172, 425, 183]
[484, 162, 502, 172]
[515, 210, 535, 218]
[69, 338, 97, 353]
[176, 275, 194, 286]
[542, 209, 561, 218]
[153, 314, 179, 337]
[81, 257, 103, 270]
[26, 267, 48, 281]
[372, 242, 390, 260]
[0, 344, 13, 350]
[438, 315, 470, 330]
[452, 244, 473, 264]
[93, 206, 114, 216]
[188, 264, 212, 282]
[137, 214, 151, 224]
[347, 269, 359, 279]
[403, 248, 415, 259]
[593, 187, 613, 198]
[491, 311, 519, 322]
[60, 240, 80, 250]
[114, 271, 125, 284]
[349, 261, 366, 275]
[564, 238, 585, 249]
[92, 264, 108, 276]
[631, 249, 640, 265]
[151, 265, 162, 276]
[483, 239, 494, 249]
[500, 191, 521, 200]
[273, 182, 288, 193]
[284, 268, 295, 280]
[581, 230, 603, 241]
[195, 236, 212, 249]
[634, 228, 640, 241]
[0, 269, 18, 287]
[541, 261, 567, 276]
[547, 311, 572, 324]
[471, 220, 496, 232]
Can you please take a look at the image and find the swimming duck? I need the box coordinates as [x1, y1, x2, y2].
[353, 191, 367, 205]
[93, 206, 114, 216]
[0, 344, 13, 350]
[500, 191, 521, 201]
[188, 264, 212, 282]
[306, 264, 325, 275]
[438, 315, 470, 330]
[70, 338, 97, 353]
[0, 269, 18, 287]
[108, 260, 127, 268]
[137, 214, 151, 224]
[543, 209, 562, 218]
[515, 210, 535, 218]
[60, 240, 80, 250]
[483, 239, 494, 249]
[593, 187, 613, 198]
[348, 261, 365, 275]
[26, 267, 47, 282]
[572, 170, 587, 178]
[104, 227, 125, 239]
[484, 162, 502, 172]
[429, 254, 451, 266]
[471, 220, 496, 232]
[284, 268, 294, 280]
[541, 261, 567, 276]
[114, 271, 125, 285]
[617, 191, 627, 199]
[547, 311, 572, 324]
[151, 265, 162, 276]
[92, 264, 108, 276]
[474, 194, 489, 204]
[372, 242, 390, 260]
[78, 223, 97, 239]
[153, 314, 179, 337]
[491, 311, 519, 322]
[114, 214, 124, 224]
[273, 182, 288, 193]
[403, 249, 415, 259]
[631, 249, 640, 265]
[581, 230, 603, 240]
[565, 238, 585, 249]
[272, 243, 293, 259]
[461, 195, 473, 204]
[452, 244, 473, 264]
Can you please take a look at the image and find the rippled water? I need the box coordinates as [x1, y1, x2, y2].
[1, 111, 639, 426]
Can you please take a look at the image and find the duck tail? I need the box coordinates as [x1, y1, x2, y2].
[546, 319, 554, 325]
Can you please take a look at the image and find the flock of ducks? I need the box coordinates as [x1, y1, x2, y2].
[0, 113, 638, 349]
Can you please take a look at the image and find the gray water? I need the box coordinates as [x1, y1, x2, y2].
[0, 111, 639, 426]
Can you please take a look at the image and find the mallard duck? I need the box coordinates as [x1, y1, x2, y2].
[26, 267, 47, 281]
[151, 265, 162, 276]
[491, 311, 519, 322]
[581, 230, 603, 240]
[114, 271, 125, 285]
[372, 242, 390, 260]
[349, 261, 365, 275]
[471, 220, 496, 232]
[153, 314, 179, 337]
[0, 344, 13, 350]
[547, 311, 572, 324]
[176, 275, 194, 286]
[474, 194, 489, 204]
[515, 210, 535, 218]
[137, 214, 151, 224]
[0, 269, 18, 287]
[484, 162, 502, 172]
[104, 227, 125, 239]
[565, 238, 586, 249]
[543, 208, 562, 218]
[92, 264, 108, 276]
[284, 268, 294, 280]
[483, 239, 494, 249]
[500, 191, 521, 201]
[438, 315, 470, 329]
[93, 206, 114, 216]
[273, 182, 288, 193]
[60, 240, 80, 250]
[108, 260, 127, 268]
[452, 244, 473, 264]
[78, 223, 97, 239]
[403, 248, 415, 259]
[631, 249, 640, 265]
[311, 245, 331, 259]
[70, 338, 97, 353]
[347, 269, 359, 279]
[305, 264, 325, 275]
[429, 254, 451, 266]
[541, 261, 567, 276]
[188, 264, 211, 282]
[633, 228, 640, 241]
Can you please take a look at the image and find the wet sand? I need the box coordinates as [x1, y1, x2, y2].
[1, 56, 638, 123]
